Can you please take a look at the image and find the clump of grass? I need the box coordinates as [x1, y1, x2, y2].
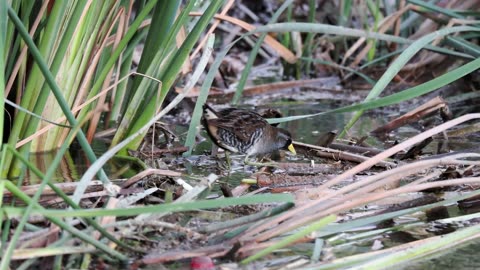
[2, 1, 480, 269]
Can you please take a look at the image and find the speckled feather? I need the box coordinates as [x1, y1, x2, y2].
[202, 104, 294, 156]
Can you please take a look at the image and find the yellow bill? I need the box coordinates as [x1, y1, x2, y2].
[287, 143, 296, 155]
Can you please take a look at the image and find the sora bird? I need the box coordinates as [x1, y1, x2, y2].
[202, 104, 296, 165]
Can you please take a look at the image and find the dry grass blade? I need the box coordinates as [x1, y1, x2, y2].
[4, 1, 480, 268]
[343, 4, 413, 67]
[189, 12, 297, 63]
[238, 113, 480, 243]
[315, 114, 480, 192]
[307, 224, 480, 269]
[5, 0, 49, 96]
[176, 78, 335, 97]
[372, 96, 449, 134]
[122, 168, 183, 188]
[86, 8, 126, 142]
[2, 181, 104, 198]
[190, 0, 235, 60]
[12, 246, 97, 260]
[16, 71, 150, 148]
[293, 141, 396, 168]
[249, 154, 480, 243]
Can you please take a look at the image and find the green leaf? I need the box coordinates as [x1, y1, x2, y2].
[4, 194, 294, 218]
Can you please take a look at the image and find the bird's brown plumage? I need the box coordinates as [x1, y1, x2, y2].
[202, 104, 296, 156]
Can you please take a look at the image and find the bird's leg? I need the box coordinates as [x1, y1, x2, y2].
[225, 151, 232, 170]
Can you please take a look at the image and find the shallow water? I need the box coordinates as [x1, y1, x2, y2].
[406, 239, 480, 270]
[15, 96, 480, 269]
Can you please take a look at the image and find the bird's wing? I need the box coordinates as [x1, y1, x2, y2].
[208, 110, 267, 143]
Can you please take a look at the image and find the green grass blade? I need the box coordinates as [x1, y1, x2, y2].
[445, 36, 480, 57]
[0, 123, 123, 268]
[5, 5, 110, 184]
[183, 43, 232, 156]
[232, 0, 294, 104]
[340, 0, 353, 26]
[0, 146, 8, 249]
[251, 22, 475, 59]
[17, 1, 86, 154]
[300, 57, 376, 85]
[343, 48, 404, 81]
[76, 35, 215, 202]
[301, 0, 316, 76]
[155, 0, 224, 101]
[111, 0, 196, 148]
[184, 23, 479, 140]
[339, 25, 479, 137]
[400, 0, 437, 31]
[185, 22, 478, 152]
[4, 1, 69, 176]
[121, 0, 225, 153]
[76, 0, 158, 138]
[316, 189, 480, 241]
[366, 0, 382, 61]
[241, 215, 336, 264]
[3, 145, 132, 252]
[41, 1, 116, 151]
[130, 0, 181, 93]
[0, 0, 6, 144]
[408, 0, 464, 19]
[0, 181, 4, 239]
[267, 56, 480, 124]
[4, 194, 294, 218]
[359, 224, 480, 269]
[1, 181, 127, 265]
